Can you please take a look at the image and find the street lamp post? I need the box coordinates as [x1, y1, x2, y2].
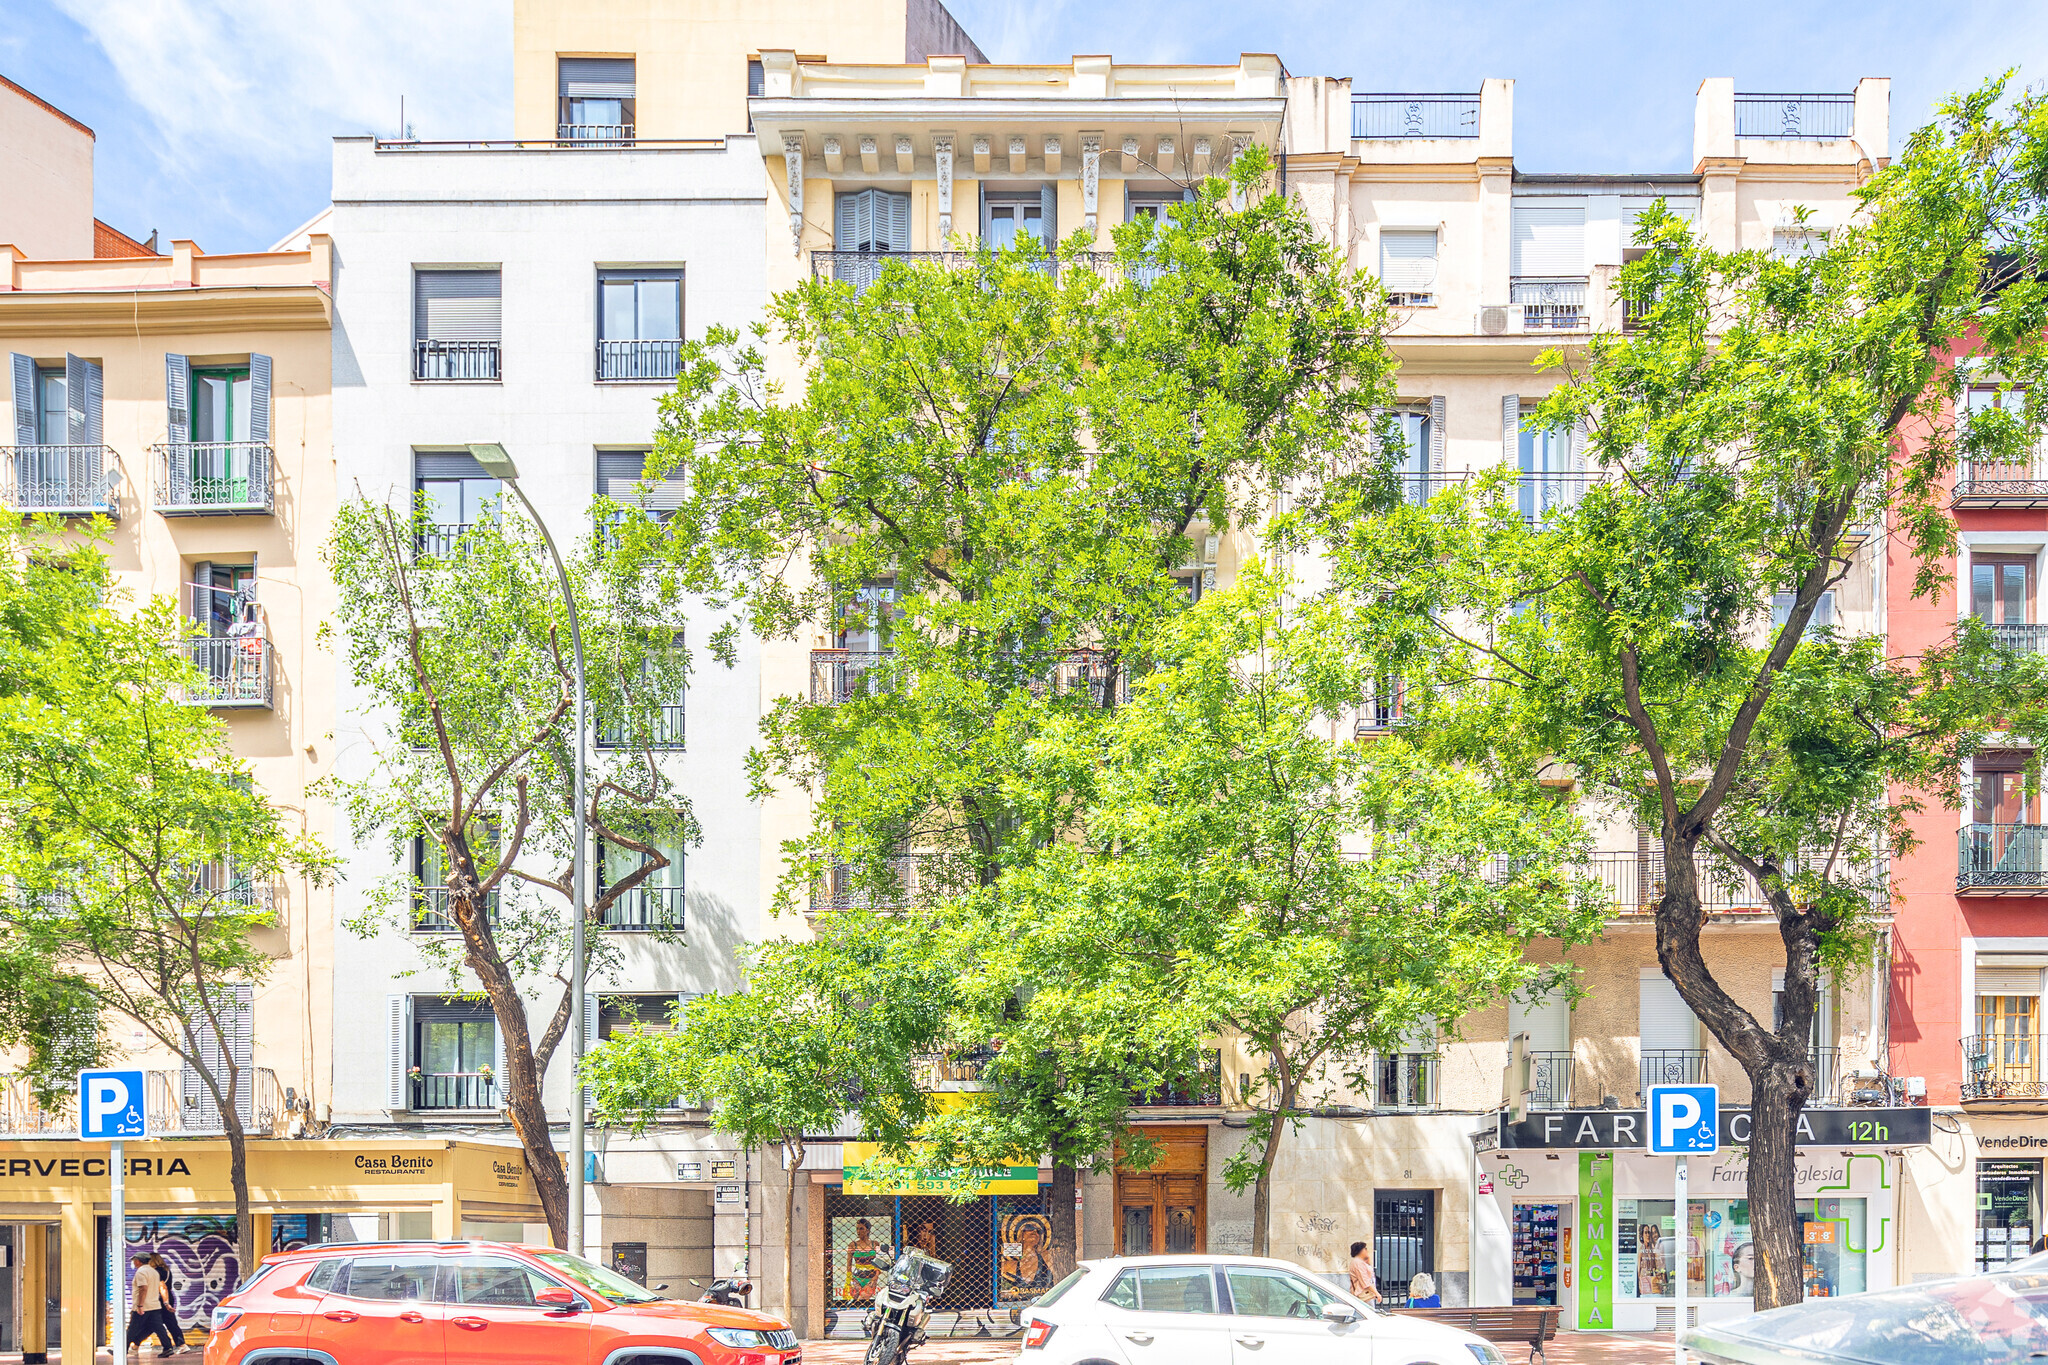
[470, 443, 589, 1257]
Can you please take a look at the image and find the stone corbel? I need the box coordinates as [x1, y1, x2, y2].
[822, 136, 844, 175]
[1080, 134, 1102, 233]
[1121, 136, 1140, 174]
[859, 135, 879, 174]
[1193, 137, 1212, 178]
[1043, 135, 1062, 174]
[1008, 136, 1027, 174]
[895, 135, 915, 174]
[934, 133, 956, 240]
[1156, 138, 1175, 177]
[781, 134, 805, 255]
[972, 135, 992, 174]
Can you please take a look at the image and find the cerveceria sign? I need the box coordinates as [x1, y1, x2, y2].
[1495, 1107, 1930, 1150]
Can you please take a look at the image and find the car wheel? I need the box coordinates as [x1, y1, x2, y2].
[864, 1325, 903, 1365]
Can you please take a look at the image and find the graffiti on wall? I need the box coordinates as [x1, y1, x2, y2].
[124, 1217, 239, 1332]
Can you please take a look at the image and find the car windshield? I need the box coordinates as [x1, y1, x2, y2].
[1687, 1272, 2048, 1365]
[530, 1250, 662, 1304]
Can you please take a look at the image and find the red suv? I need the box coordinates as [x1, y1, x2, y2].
[203, 1240, 800, 1365]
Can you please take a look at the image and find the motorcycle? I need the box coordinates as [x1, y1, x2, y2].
[863, 1247, 952, 1365]
[690, 1276, 753, 1307]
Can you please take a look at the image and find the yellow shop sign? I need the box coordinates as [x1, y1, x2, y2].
[841, 1143, 1039, 1197]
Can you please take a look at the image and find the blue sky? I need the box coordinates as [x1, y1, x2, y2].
[4, 0, 2045, 254]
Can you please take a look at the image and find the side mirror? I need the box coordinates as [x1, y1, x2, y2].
[651, 1283, 669, 1292]
[536, 1287, 580, 1312]
[1322, 1301, 1359, 1324]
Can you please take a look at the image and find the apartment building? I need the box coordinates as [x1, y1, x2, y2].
[1887, 332, 2048, 1277]
[0, 76, 342, 1361]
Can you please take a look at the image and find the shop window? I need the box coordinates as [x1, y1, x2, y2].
[1796, 1199, 1867, 1297]
[1511, 1202, 1562, 1306]
[1978, 1160, 2041, 1272]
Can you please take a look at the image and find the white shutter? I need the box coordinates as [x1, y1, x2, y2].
[1040, 183, 1058, 246]
[81, 359, 102, 447]
[1429, 395, 1447, 469]
[10, 355, 33, 447]
[492, 1016, 509, 1110]
[388, 994, 412, 1110]
[1979, 967, 2045, 996]
[248, 354, 272, 443]
[1511, 205, 1586, 277]
[558, 58, 635, 99]
[1508, 986, 1571, 1054]
[180, 984, 253, 1132]
[885, 191, 912, 251]
[414, 271, 502, 343]
[1380, 229, 1438, 291]
[580, 990, 602, 1114]
[1501, 395, 1521, 465]
[1639, 973, 1700, 1051]
[165, 353, 190, 447]
[63, 355, 89, 445]
[1570, 418, 1589, 473]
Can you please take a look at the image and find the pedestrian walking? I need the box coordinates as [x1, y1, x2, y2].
[148, 1253, 187, 1352]
[126, 1253, 176, 1357]
[1348, 1240, 1381, 1303]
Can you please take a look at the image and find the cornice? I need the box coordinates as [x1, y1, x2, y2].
[0, 286, 332, 337]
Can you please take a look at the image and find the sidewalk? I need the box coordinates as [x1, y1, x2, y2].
[798, 1332, 1685, 1364]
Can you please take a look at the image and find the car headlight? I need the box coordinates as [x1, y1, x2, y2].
[1467, 1343, 1507, 1365]
[210, 1306, 242, 1332]
[706, 1326, 767, 1347]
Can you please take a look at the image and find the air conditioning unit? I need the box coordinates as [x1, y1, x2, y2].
[1477, 305, 1521, 335]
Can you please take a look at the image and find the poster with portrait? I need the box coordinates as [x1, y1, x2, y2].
[831, 1214, 890, 1307]
[998, 1212, 1056, 1304]
[1707, 1201, 1756, 1298]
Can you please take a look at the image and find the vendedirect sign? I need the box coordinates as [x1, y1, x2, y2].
[1496, 1106, 1930, 1150]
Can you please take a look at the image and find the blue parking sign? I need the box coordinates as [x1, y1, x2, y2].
[1646, 1084, 1718, 1155]
[77, 1070, 148, 1140]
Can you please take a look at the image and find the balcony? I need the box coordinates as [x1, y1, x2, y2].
[810, 250, 1117, 292]
[557, 122, 634, 145]
[917, 1046, 996, 1089]
[411, 1071, 498, 1110]
[1640, 1049, 1707, 1098]
[1954, 455, 2048, 508]
[1963, 1035, 2048, 1103]
[1528, 1051, 1575, 1111]
[1132, 1049, 1225, 1109]
[0, 1075, 74, 1136]
[1351, 94, 1480, 140]
[415, 521, 475, 558]
[180, 636, 274, 708]
[149, 1066, 286, 1135]
[190, 864, 274, 917]
[413, 886, 500, 933]
[1354, 693, 1408, 738]
[1033, 650, 1130, 708]
[1509, 277, 1589, 331]
[1375, 1052, 1438, 1110]
[810, 855, 925, 915]
[1576, 850, 1788, 921]
[1735, 94, 1855, 140]
[1806, 1046, 1844, 1106]
[1959, 823, 2048, 895]
[1517, 472, 1601, 523]
[597, 704, 686, 751]
[413, 339, 500, 382]
[596, 339, 682, 382]
[1397, 470, 1469, 505]
[811, 649, 891, 704]
[0, 445, 119, 517]
[600, 884, 685, 932]
[1985, 622, 2048, 655]
[153, 442, 273, 515]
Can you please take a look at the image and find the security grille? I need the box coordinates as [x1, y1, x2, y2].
[1374, 1190, 1435, 1300]
[821, 1186, 1047, 1339]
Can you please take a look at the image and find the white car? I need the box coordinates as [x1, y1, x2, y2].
[1016, 1253, 1509, 1365]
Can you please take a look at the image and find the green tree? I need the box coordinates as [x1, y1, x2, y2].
[324, 496, 695, 1245]
[1329, 79, 2048, 1306]
[641, 148, 1400, 1268]
[585, 918, 949, 1320]
[0, 525, 329, 1277]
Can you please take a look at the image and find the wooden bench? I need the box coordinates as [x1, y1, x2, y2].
[1391, 1306, 1561, 1364]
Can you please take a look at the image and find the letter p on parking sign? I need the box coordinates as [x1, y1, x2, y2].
[77, 1069, 148, 1140]
[1647, 1085, 1718, 1155]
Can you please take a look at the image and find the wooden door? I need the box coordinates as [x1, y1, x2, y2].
[1115, 1126, 1208, 1254]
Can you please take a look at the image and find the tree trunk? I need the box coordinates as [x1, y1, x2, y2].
[1746, 1061, 1809, 1309]
[464, 906, 570, 1244]
[227, 1110, 255, 1282]
[1248, 1071, 1295, 1257]
[782, 1135, 804, 1326]
[1047, 1161, 1078, 1279]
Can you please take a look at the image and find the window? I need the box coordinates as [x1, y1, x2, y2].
[1125, 188, 1189, 226]
[597, 272, 683, 381]
[1380, 228, 1439, 307]
[9, 353, 108, 513]
[984, 188, 1054, 253]
[747, 59, 763, 132]
[836, 578, 898, 652]
[1103, 1265, 1217, 1313]
[444, 1256, 556, 1307]
[413, 270, 502, 381]
[191, 368, 251, 443]
[186, 563, 257, 639]
[1772, 228, 1827, 260]
[161, 353, 271, 511]
[306, 1260, 343, 1292]
[1975, 761, 2040, 827]
[558, 58, 635, 142]
[413, 998, 499, 1110]
[836, 190, 911, 254]
[180, 562, 269, 706]
[595, 450, 684, 521]
[596, 835, 686, 929]
[338, 1256, 439, 1301]
[1376, 1020, 1437, 1109]
[1518, 418, 1581, 521]
[598, 994, 683, 1040]
[1770, 591, 1837, 630]
[1510, 205, 1586, 328]
[413, 832, 500, 932]
[34, 366, 65, 445]
[1973, 556, 2035, 626]
[1222, 1265, 1337, 1318]
[414, 451, 499, 554]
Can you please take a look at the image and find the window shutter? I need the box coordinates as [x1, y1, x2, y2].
[226, 984, 255, 1128]
[388, 995, 412, 1110]
[413, 450, 491, 480]
[1429, 395, 1447, 469]
[1978, 967, 2044, 996]
[1501, 395, 1521, 466]
[885, 191, 912, 252]
[248, 354, 272, 444]
[1380, 229, 1438, 291]
[165, 353, 191, 447]
[1510, 205, 1586, 277]
[188, 562, 212, 630]
[1508, 986, 1571, 1054]
[1638, 974, 1700, 1052]
[1040, 183, 1057, 246]
[10, 355, 33, 447]
[81, 359, 102, 447]
[492, 1018, 509, 1111]
[414, 271, 502, 343]
[179, 984, 253, 1132]
[1569, 418, 1589, 473]
[63, 354, 90, 445]
[558, 58, 635, 98]
[835, 191, 858, 250]
[581, 991, 602, 1114]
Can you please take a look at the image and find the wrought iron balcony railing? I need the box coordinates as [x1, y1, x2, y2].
[0, 1075, 74, 1136]
[1567, 849, 1794, 919]
[411, 1071, 498, 1110]
[810, 855, 926, 915]
[1640, 1049, 1707, 1097]
[810, 250, 1119, 292]
[181, 635, 274, 708]
[190, 864, 274, 916]
[1734, 94, 1855, 140]
[414, 521, 476, 558]
[597, 338, 682, 381]
[412, 886, 501, 933]
[414, 339, 501, 382]
[599, 884, 685, 931]
[810, 648, 1130, 707]
[0, 445, 119, 516]
[153, 442, 273, 515]
[1132, 1049, 1225, 1108]
[917, 1047, 997, 1088]
[1397, 470, 1469, 505]
[1528, 1050, 1575, 1111]
[1805, 1046, 1844, 1106]
[1986, 622, 2048, 654]
[597, 704, 686, 750]
[1964, 1034, 2048, 1101]
[1352, 94, 1481, 140]
[1960, 823, 2048, 892]
[1955, 454, 2048, 507]
[150, 1065, 285, 1135]
[811, 649, 891, 703]
[1517, 471, 1602, 522]
[1509, 276, 1589, 330]
[557, 122, 634, 144]
[1376, 1052, 1438, 1110]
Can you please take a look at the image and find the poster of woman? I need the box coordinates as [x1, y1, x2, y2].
[840, 1217, 885, 1303]
[998, 1213, 1054, 1304]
